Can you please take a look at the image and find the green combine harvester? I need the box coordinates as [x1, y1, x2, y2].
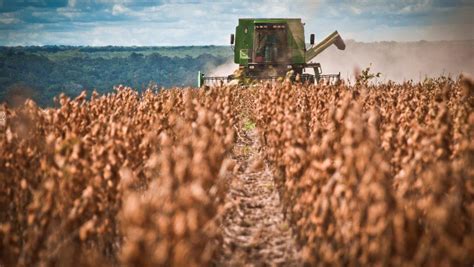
[198, 18, 345, 87]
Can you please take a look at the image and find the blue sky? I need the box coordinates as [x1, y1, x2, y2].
[0, 0, 473, 46]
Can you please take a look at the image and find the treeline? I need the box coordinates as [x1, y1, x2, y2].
[0, 45, 230, 55]
[0, 50, 229, 106]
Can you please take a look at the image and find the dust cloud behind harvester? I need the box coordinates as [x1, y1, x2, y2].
[314, 40, 474, 82]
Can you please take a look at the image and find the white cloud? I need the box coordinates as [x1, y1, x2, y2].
[112, 4, 129, 15]
[0, 17, 21, 24]
[350, 6, 362, 15]
[57, 7, 81, 19]
[0, 13, 21, 24]
[68, 0, 77, 8]
[398, 0, 432, 14]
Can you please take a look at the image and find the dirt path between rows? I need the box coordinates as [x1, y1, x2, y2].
[217, 129, 301, 267]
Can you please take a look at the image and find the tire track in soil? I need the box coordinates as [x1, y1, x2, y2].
[217, 129, 301, 267]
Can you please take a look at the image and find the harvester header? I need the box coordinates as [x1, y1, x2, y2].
[199, 18, 345, 86]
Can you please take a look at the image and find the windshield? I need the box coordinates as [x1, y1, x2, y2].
[253, 24, 288, 64]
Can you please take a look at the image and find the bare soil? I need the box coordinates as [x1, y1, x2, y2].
[217, 129, 301, 267]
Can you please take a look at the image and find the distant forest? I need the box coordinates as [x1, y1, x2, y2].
[0, 46, 232, 106]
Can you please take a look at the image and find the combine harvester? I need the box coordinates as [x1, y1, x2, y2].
[198, 18, 345, 87]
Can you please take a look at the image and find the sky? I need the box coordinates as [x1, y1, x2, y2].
[0, 0, 473, 46]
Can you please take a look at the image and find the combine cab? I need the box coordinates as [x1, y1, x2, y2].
[198, 18, 345, 87]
